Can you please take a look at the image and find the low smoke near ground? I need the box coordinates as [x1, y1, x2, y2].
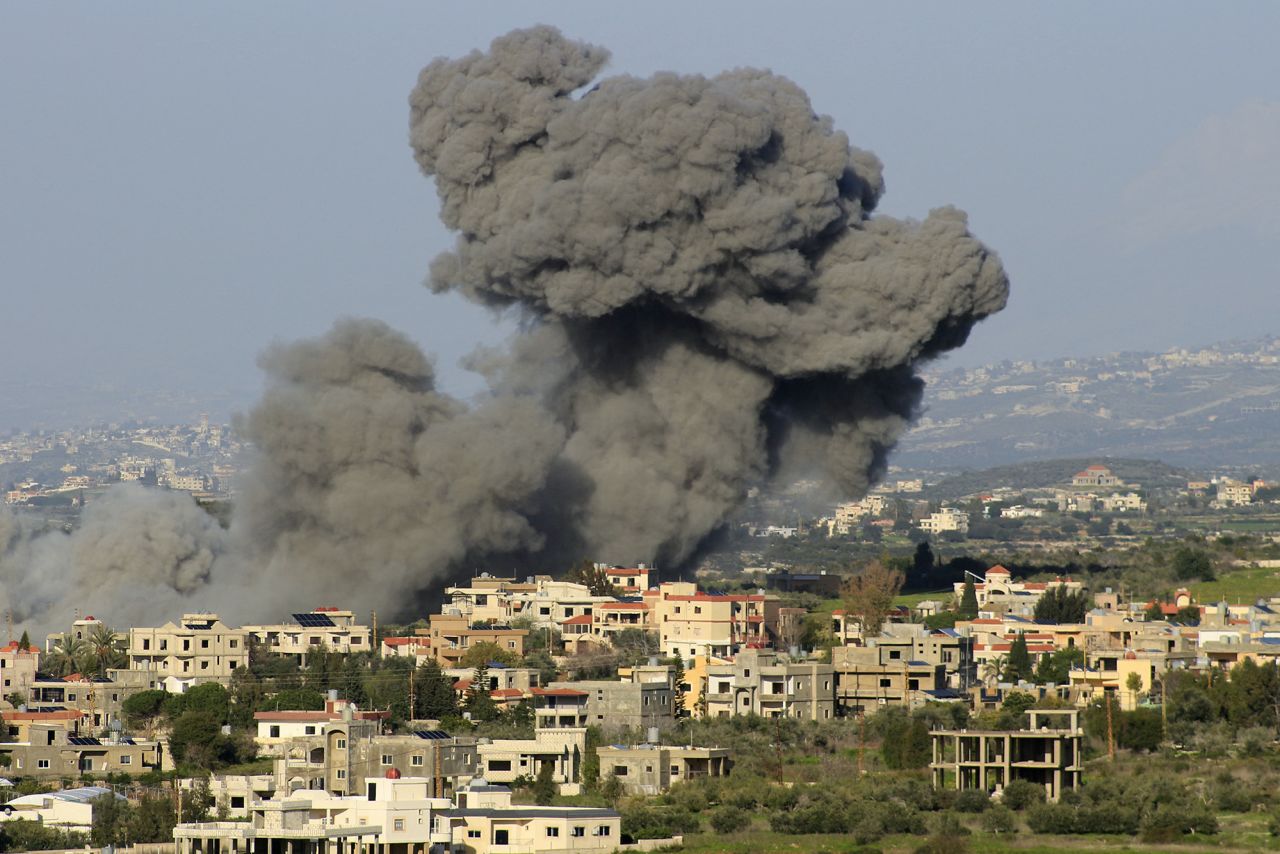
[0, 26, 1007, 635]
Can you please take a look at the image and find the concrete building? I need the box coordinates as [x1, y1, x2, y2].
[475, 727, 585, 792]
[703, 649, 834, 721]
[0, 640, 40, 698]
[0, 786, 126, 831]
[0, 724, 160, 779]
[590, 601, 654, 645]
[547, 679, 675, 734]
[918, 507, 969, 536]
[24, 669, 160, 733]
[420, 615, 528, 668]
[1217, 478, 1254, 507]
[952, 565, 1084, 614]
[1071, 465, 1122, 488]
[128, 614, 249, 691]
[244, 609, 373, 665]
[174, 775, 456, 854]
[596, 744, 731, 796]
[254, 699, 391, 756]
[931, 709, 1083, 802]
[653, 582, 780, 660]
[601, 565, 653, 594]
[441, 777, 622, 854]
[832, 641, 959, 714]
[272, 719, 480, 799]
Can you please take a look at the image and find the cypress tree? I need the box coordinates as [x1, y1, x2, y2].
[1005, 632, 1032, 682]
[958, 580, 979, 619]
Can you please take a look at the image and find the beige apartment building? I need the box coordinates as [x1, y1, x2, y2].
[243, 608, 372, 664]
[0, 640, 40, 698]
[444, 575, 615, 630]
[654, 582, 780, 660]
[26, 669, 160, 732]
[128, 614, 249, 691]
[420, 615, 527, 667]
[271, 716, 480, 799]
[703, 649, 835, 721]
[596, 744, 731, 796]
[831, 646, 948, 714]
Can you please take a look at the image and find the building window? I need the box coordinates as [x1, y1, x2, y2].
[879, 678, 891, 688]
[201, 639, 209, 649]
[269, 725, 281, 738]
[69, 693, 77, 702]
[336, 739, 346, 748]
[142, 639, 151, 651]
[467, 831, 481, 839]
[411, 754, 424, 766]
[613, 766, 628, 776]
[37, 759, 50, 769]
[488, 760, 512, 772]
[305, 726, 316, 735]
[382, 754, 394, 766]
[494, 830, 509, 845]
[118, 755, 131, 765]
[394, 819, 404, 831]
[595, 826, 612, 836]
[336, 770, 346, 779]
[231, 797, 245, 809]
[546, 827, 560, 837]
[229, 639, 238, 649]
[571, 827, 585, 837]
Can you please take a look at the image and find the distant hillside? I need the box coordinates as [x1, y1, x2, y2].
[924, 458, 1189, 501]
[894, 337, 1280, 470]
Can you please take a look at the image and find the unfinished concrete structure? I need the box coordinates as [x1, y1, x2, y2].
[930, 709, 1083, 802]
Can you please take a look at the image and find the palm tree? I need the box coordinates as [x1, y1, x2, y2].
[88, 623, 127, 675]
[981, 655, 1006, 689]
[44, 636, 92, 677]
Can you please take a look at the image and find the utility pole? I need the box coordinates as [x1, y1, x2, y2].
[371, 611, 378, 658]
[408, 666, 416, 719]
[1106, 694, 1116, 761]
[857, 710, 866, 775]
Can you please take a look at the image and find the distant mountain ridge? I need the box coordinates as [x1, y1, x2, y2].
[894, 336, 1280, 470]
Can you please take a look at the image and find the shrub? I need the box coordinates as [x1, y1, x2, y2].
[982, 804, 1017, 834]
[954, 789, 989, 813]
[708, 806, 750, 834]
[999, 779, 1046, 811]
[621, 805, 700, 840]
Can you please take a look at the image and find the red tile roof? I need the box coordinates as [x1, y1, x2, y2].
[3, 709, 85, 722]
[561, 615, 593, 625]
[531, 688, 587, 698]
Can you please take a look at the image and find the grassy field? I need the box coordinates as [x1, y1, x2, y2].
[672, 830, 1274, 853]
[1188, 564, 1280, 604]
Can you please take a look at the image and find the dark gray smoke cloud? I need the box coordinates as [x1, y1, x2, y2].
[407, 25, 1008, 562]
[1, 26, 1006, 635]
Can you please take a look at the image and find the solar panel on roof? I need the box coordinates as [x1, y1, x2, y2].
[413, 730, 451, 740]
[293, 613, 336, 628]
[67, 736, 102, 746]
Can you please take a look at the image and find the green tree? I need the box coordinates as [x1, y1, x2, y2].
[122, 690, 169, 731]
[531, 759, 557, 805]
[464, 664, 499, 722]
[90, 793, 129, 847]
[17, 630, 31, 651]
[1172, 547, 1214, 581]
[1033, 586, 1091, 624]
[87, 623, 127, 675]
[416, 659, 459, 720]
[1004, 633, 1033, 682]
[565, 560, 620, 596]
[44, 635, 91, 677]
[458, 641, 521, 669]
[668, 657, 688, 718]
[957, 580, 979, 620]
[126, 796, 176, 843]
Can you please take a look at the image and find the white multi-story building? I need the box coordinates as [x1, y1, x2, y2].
[243, 608, 372, 664]
[919, 507, 969, 535]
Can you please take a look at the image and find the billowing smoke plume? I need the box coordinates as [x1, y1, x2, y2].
[405, 25, 1008, 559]
[0, 26, 1006, 635]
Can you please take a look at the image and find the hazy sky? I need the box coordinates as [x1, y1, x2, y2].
[3, 3, 1277, 427]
